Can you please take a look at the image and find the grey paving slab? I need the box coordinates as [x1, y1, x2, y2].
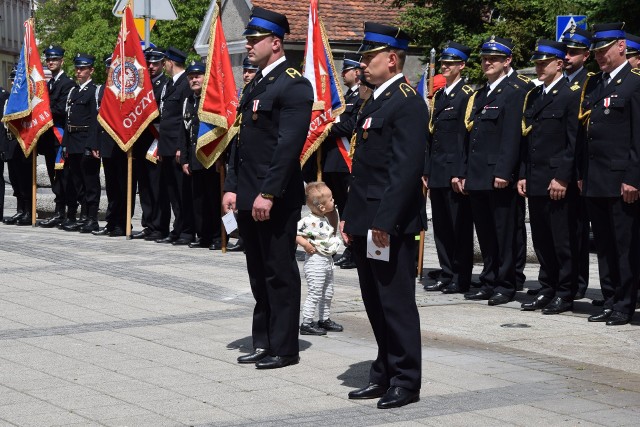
[1, 222, 640, 426]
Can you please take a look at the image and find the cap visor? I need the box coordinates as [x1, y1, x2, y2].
[590, 39, 617, 51]
[562, 41, 589, 49]
[439, 55, 464, 62]
[243, 28, 274, 38]
[531, 53, 558, 62]
[479, 50, 508, 56]
[357, 43, 388, 55]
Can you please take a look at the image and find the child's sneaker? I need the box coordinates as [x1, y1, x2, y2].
[300, 322, 327, 335]
[318, 319, 343, 332]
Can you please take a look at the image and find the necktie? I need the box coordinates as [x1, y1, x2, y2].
[602, 72, 610, 86]
[249, 71, 262, 92]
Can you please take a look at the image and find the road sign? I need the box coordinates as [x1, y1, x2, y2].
[556, 15, 587, 42]
[112, 0, 177, 20]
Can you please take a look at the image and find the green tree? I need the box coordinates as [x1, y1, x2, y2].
[384, 0, 640, 83]
[35, 0, 209, 82]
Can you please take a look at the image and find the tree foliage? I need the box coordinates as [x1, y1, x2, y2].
[382, 0, 640, 82]
[35, 0, 209, 82]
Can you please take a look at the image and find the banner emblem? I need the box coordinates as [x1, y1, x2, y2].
[108, 56, 144, 99]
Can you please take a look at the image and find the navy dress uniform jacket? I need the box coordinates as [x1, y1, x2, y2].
[342, 78, 428, 236]
[63, 82, 98, 154]
[424, 80, 473, 188]
[324, 87, 363, 173]
[578, 64, 640, 196]
[520, 80, 581, 196]
[224, 61, 313, 210]
[462, 78, 526, 190]
[158, 72, 190, 157]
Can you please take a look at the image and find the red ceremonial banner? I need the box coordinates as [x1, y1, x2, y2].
[98, 6, 159, 152]
[2, 19, 53, 157]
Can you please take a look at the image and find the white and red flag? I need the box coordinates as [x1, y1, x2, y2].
[300, 0, 345, 166]
[2, 19, 53, 156]
[98, 6, 158, 151]
[196, 6, 239, 168]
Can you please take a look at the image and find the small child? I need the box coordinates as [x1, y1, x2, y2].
[296, 182, 344, 335]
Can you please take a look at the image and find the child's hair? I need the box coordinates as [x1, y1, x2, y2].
[305, 181, 330, 209]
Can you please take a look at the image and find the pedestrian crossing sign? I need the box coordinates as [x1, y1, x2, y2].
[556, 15, 588, 42]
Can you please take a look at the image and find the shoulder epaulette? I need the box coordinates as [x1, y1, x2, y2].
[461, 85, 473, 95]
[285, 68, 302, 79]
[399, 82, 416, 97]
[631, 68, 640, 77]
[517, 74, 531, 83]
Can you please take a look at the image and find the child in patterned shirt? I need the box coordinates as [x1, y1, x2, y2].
[296, 182, 344, 335]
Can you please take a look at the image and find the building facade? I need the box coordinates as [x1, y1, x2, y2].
[0, 0, 30, 87]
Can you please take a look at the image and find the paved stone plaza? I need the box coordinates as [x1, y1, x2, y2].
[1, 200, 640, 426]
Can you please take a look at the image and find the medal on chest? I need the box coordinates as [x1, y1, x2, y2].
[252, 100, 259, 121]
[362, 117, 372, 139]
[603, 97, 611, 115]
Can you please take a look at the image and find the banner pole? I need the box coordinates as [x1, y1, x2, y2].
[417, 48, 437, 280]
[126, 149, 133, 239]
[316, 145, 322, 181]
[31, 146, 37, 226]
[220, 165, 227, 253]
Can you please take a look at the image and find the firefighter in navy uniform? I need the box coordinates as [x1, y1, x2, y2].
[180, 61, 222, 250]
[422, 42, 474, 295]
[155, 47, 194, 245]
[341, 22, 427, 409]
[131, 46, 170, 241]
[559, 27, 594, 301]
[61, 53, 100, 233]
[458, 36, 526, 306]
[626, 34, 640, 68]
[222, 7, 313, 370]
[92, 55, 128, 237]
[518, 40, 581, 314]
[39, 45, 77, 228]
[326, 52, 363, 270]
[579, 23, 640, 326]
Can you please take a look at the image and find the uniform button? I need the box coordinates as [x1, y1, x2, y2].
[589, 155, 594, 159]
[471, 149, 475, 153]
[532, 163, 536, 167]
[532, 148, 536, 152]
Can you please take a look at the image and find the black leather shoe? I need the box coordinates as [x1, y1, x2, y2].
[299, 322, 327, 335]
[542, 297, 573, 315]
[588, 309, 613, 322]
[189, 239, 211, 248]
[62, 219, 84, 232]
[464, 289, 492, 300]
[334, 250, 351, 266]
[606, 311, 633, 326]
[208, 239, 223, 250]
[79, 220, 99, 233]
[109, 227, 125, 237]
[348, 384, 387, 400]
[4, 212, 24, 225]
[171, 238, 192, 246]
[255, 355, 299, 369]
[156, 236, 176, 244]
[237, 348, 268, 364]
[145, 231, 166, 241]
[592, 299, 605, 307]
[92, 227, 112, 236]
[377, 386, 420, 409]
[227, 239, 244, 252]
[423, 280, 447, 292]
[39, 214, 64, 228]
[526, 288, 541, 296]
[441, 282, 469, 294]
[488, 292, 513, 306]
[16, 213, 33, 226]
[318, 318, 343, 332]
[340, 260, 357, 269]
[130, 228, 150, 239]
[521, 295, 553, 311]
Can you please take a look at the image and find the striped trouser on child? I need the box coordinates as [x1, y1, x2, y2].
[302, 253, 335, 324]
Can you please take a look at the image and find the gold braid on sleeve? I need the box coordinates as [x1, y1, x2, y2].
[463, 91, 477, 132]
[348, 97, 371, 159]
[577, 74, 593, 123]
[521, 88, 534, 136]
